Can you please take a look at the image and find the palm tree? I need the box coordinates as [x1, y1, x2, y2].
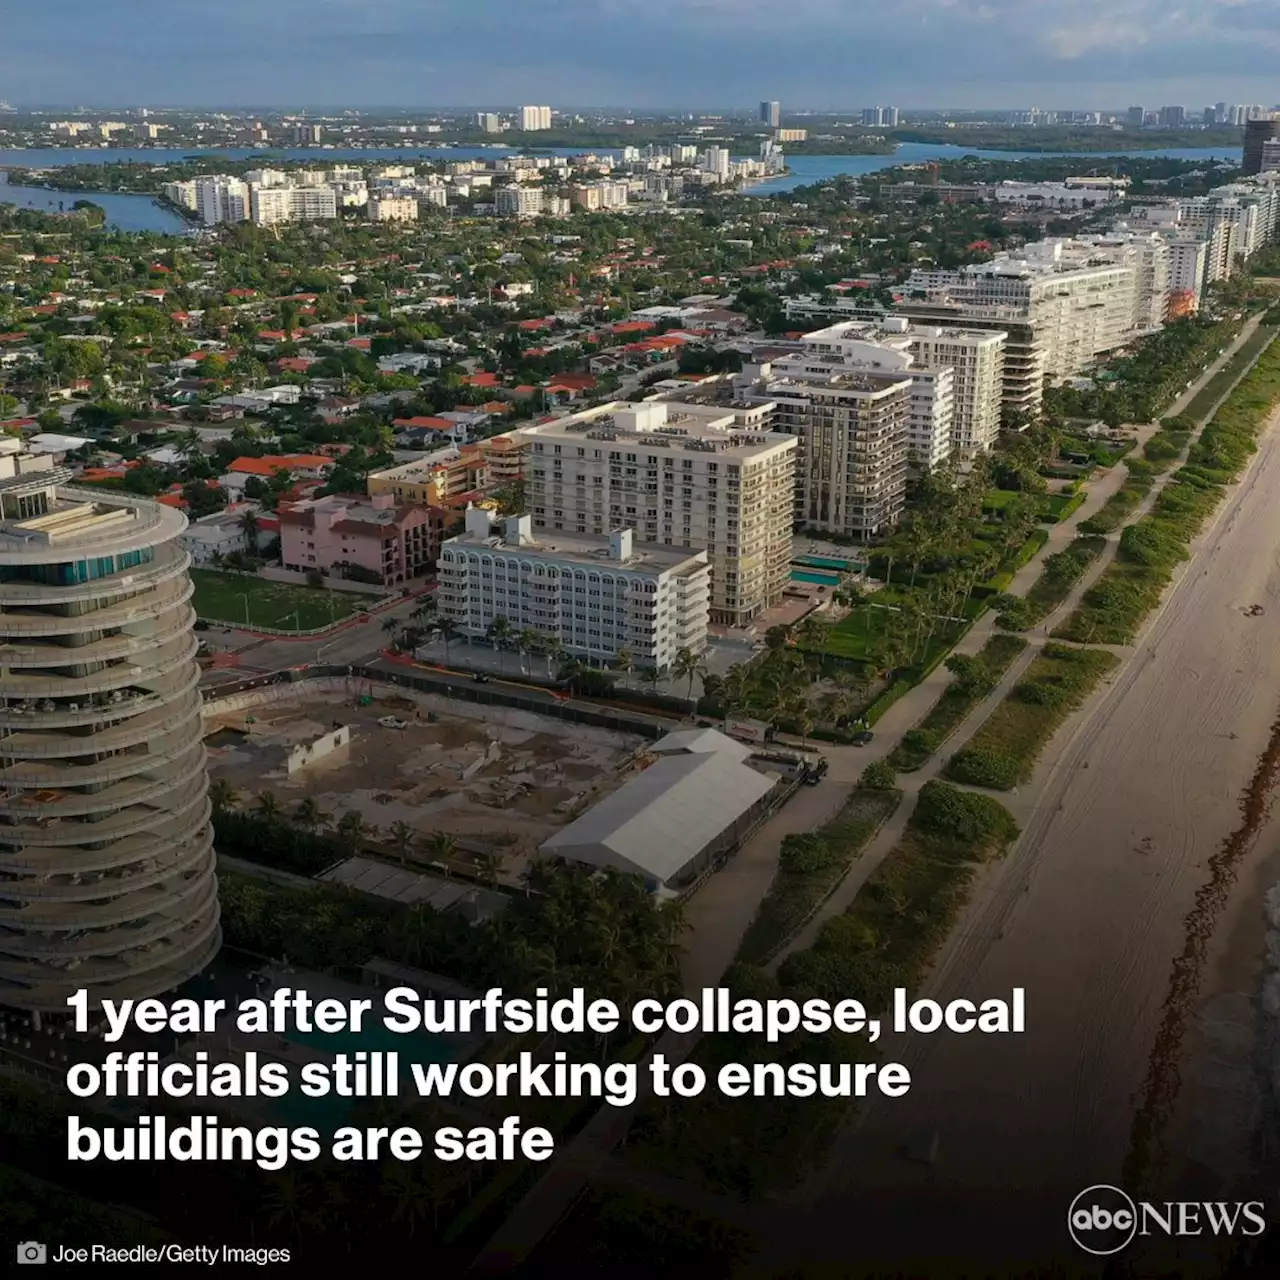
[794, 613, 831, 651]
[388, 820, 416, 866]
[255, 789, 281, 821]
[293, 796, 325, 831]
[423, 831, 459, 867]
[670, 646, 708, 712]
[612, 646, 636, 680]
[474, 851, 502, 886]
[208, 778, 239, 815]
[486, 614, 512, 656]
[819, 684, 856, 731]
[336, 810, 367, 846]
[436, 616, 462, 665]
[557, 656, 588, 693]
[412, 596, 438, 625]
[542, 636, 565, 678]
[783, 691, 815, 746]
[516, 628, 540, 677]
[382, 615, 401, 635]
[239, 508, 260, 549]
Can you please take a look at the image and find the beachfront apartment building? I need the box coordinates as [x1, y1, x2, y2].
[161, 179, 199, 213]
[278, 492, 445, 586]
[0, 438, 220, 1012]
[899, 240, 1148, 413]
[1166, 238, 1210, 313]
[436, 507, 710, 669]
[516, 400, 796, 628]
[741, 362, 911, 540]
[741, 318, 1005, 466]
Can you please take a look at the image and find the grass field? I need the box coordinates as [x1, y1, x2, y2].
[189, 569, 380, 631]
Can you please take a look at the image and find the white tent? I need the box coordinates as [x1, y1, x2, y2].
[542, 750, 775, 888]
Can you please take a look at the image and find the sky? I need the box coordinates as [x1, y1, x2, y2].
[3, 0, 1280, 111]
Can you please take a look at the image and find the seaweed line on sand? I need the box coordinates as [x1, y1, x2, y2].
[1124, 703, 1280, 1193]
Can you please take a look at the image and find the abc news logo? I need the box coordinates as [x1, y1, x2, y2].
[1068, 1185, 1266, 1256]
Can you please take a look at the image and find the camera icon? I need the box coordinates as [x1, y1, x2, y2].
[16, 1242, 48, 1265]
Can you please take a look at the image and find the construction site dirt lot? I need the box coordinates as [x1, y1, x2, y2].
[203, 683, 646, 860]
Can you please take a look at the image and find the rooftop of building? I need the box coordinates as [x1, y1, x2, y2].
[517, 398, 793, 458]
[278, 492, 427, 531]
[444, 514, 707, 575]
[1, 449, 186, 560]
[799, 319, 1007, 348]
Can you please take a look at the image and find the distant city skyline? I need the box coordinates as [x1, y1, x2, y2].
[2, 0, 1279, 109]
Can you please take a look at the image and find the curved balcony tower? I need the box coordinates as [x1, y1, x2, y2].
[0, 443, 220, 1012]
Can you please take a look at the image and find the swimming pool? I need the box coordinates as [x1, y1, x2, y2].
[791, 570, 841, 586]
[793, 555, 859, 571]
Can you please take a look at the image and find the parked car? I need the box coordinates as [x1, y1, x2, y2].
[851, 730, 874, 746]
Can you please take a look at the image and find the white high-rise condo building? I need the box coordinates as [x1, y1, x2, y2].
[0, 439, 219, 1013]
[494, 185, 545, 217]
[760, 100, 781, 128]
[1165, 238, 1209, 313]
[517, 400, 796, 627]
[736, 335, 917, 536]
[518, 105, 552, 131]
[437, 507, 710, 670]
[899, 238, 1153, 413]
[249, 184, 338, 225]
[161, 180, 199, 213]
[476, 112, 501, 133]
[700, 147, 731, 180]
[194, 176, 249, 225]
[367, 196, 419, 223]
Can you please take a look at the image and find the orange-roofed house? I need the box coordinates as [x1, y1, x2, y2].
[461, 371, 500, 389]
[222, 454, 334, 495]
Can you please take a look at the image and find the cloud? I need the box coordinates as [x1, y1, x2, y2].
[2, 0, 1280, 107]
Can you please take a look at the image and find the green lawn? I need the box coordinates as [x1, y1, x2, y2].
[189, 569, 380, 631]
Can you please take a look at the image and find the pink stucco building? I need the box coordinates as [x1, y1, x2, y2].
[278, 492, 445, 585]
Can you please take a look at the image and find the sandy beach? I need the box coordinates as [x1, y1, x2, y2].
[785, 403, 1280, 1266]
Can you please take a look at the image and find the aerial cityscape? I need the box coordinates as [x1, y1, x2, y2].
[5, 17, 1280, 1277]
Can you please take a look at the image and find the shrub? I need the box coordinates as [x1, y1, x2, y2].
[777, 782, 1018, 1009]
[735, 787, 901, 965]
[859, 760, 898, 790]
[886, 634, 1027, 772]
[946, 645, 1118, 790]
[912, 779, 1020, 845]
